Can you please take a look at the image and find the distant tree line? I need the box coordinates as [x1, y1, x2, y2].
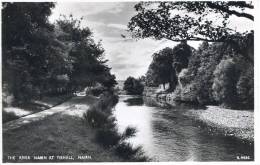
[2, 3, 117, 105]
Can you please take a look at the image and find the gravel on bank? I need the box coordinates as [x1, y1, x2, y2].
[186, 106, 254, 143]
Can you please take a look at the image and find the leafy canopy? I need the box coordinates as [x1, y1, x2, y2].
[128, 1, 253, 42]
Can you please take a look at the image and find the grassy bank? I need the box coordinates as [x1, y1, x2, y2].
[3, 95, 124, 162]
[84, 91, 149, 161]
[186, 106, 254, 143]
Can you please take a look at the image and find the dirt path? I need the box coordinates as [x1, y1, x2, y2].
[3, 96, 91, 132]
[3, 95, 122, 162]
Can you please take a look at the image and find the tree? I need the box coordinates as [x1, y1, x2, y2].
[145, 43, 192, 90]
[212, 58, 240, 108]
[2, 2, 57, 102]
[149, 47, 176, 90]
[56, 15, 116, 91]
[178, 41, 235, 104]
[236, 65, 254, 109]
[123, 77, 144, 95]
[98, 71, 117, 89]
[128, 1, 253, 42]
[2, 3, 117, 104]
[172, 41, 193, 73]
[145, 65, 159, 87]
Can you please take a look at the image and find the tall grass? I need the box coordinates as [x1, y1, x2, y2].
[84, 91, 149, 161]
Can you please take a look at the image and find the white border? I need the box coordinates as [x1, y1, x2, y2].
[0, 0, 259, 165]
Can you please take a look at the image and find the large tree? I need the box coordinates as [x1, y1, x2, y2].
[56, 15, 117, 91]
[172, 41, 193, 73]
[148, 47, 176, 90]
[2, 2, 58, 102]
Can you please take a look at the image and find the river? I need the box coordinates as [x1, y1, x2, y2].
[113, 95, 254, 161]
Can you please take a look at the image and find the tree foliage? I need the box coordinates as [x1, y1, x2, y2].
[2, 3, 117, 104]
[56, 15, 117, 91]
[123, 77, 144, 95]
[172, 41, 193, 73]
[178, 32, 253, 108]
[149, 47, 175, 88]
[212, 59, 240, 108]
[128, 1, 253, 42]
[2, 2, 56, 102]
[145, 42, 192, 90]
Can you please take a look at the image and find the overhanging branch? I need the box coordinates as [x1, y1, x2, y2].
[208, 3, 254, 21]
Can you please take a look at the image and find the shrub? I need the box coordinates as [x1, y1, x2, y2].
[115, 142, 149, 161]
[85, 108, 109, 128]
[95, 128, 121, 148]
[121, 126, 137, 141]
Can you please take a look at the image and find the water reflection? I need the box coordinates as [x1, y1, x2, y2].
[123, 97, 144, 106]
[113, 95, 254, 161]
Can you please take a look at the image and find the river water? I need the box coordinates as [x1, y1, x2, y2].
[113, 95, 254, 161]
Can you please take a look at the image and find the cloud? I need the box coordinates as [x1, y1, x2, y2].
[49, 2, 125, 22]
[107, 23, 127, 30]
[49, 2, 203, 80]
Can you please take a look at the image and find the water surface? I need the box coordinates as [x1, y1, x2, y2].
[113, 95, 254, 161]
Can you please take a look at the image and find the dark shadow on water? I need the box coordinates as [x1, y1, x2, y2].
[123, 97, 144, 106]
[143, 96, 206, 110]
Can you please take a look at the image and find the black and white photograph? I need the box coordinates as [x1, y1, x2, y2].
[1, 0, 257, 163]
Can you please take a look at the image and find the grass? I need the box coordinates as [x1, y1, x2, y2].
[3, 95, 122, 162]
[84, 91, 149, 162]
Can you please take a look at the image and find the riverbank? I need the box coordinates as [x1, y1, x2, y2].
[186, 106, 254, 143]
[143, 89, 254, 143]
[3, 95, 123, 162]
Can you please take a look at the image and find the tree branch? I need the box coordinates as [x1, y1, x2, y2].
[208, 3, 254, 21]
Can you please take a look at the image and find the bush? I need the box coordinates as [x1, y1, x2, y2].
[121, 126, 137, 141]
[85, 108, 109, 128]
[115, 142, 149, 161]
[95, 128, 121, 147]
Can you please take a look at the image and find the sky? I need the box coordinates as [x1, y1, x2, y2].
[49, 2, 253, 80]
